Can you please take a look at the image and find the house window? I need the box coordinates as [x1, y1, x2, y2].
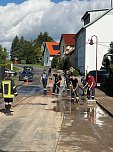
[63, 46, 64, 53]
[47, 57, 48, 63]
[84, 14, 90, 25]
[52, 45, 59, 50]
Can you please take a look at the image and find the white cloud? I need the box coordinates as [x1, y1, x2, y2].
[0, 0, 111, 49]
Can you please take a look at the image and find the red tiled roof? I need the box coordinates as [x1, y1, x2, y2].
[60, 34, 76, 46]
[46, 42, 60, 56]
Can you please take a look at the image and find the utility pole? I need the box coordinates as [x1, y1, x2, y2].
[111, 0, 113, 8]
[89, 35, 98, 85]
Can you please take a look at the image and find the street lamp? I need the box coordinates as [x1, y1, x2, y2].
[89, 35, 98, 85]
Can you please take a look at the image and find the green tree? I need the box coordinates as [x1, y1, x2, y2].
[34, 46, 43, 63]
[10, 35, 20, 60]
[109, 42, 113, 70]
[10, 32, 54, 64]
[109, 42, 113, 54]
[51, 56, 58, 68]
[0, 45, 8, 64]
[33, 32, 54, 47]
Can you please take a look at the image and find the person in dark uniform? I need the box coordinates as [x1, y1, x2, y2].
[52, 72, 62, 95]
[41, 70, 48, 94]
[48, 67, 51, 77]
[69, 75, 79, 103]
[1, 73, 18, 115]
[64, 70, 70, 91]
[81, 76, 87, 95]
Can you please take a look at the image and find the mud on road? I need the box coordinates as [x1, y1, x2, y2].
[0, 66, 113, 152]
[0, 94, 113, 152]
[0, 96, 63, 152]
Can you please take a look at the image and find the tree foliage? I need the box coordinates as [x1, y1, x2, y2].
[10, 32, 54, 64]
[33, 32, 54, 47]
[102, 42, 113, 70]
[51, 56, 58, 68]
[0, 45, 8, 64]
[110, 42, 113, 53]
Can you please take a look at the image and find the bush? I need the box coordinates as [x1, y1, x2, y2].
[21, 60, 26, 64]
[73, 69, 79, 76]
[57, 58, 64, 70]
[68, 68, 79, 76]
[51, 56, 58, 68]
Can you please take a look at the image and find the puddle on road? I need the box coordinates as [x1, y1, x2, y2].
[52, 99, 108, 126]
[17, 85, 108, 126]
[17, 85, 43, 96]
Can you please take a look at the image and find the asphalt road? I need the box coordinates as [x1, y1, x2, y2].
[0, 65, 113, 152]
[0, 96, 62, 151]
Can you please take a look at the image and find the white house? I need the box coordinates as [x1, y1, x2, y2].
[75, 8, 113, 74]
[42, 42, 60, 66]
[59, 34, 76, 67]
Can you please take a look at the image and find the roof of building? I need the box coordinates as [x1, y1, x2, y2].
[59, 34, 76, 46]
[81, 9, 109, 21]
[77, 8, 113, 36]
[45, 42, 60, 56]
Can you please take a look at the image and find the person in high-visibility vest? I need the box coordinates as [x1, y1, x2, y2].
[1, 73, 18, 114]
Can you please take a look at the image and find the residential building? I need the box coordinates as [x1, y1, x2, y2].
[42, 42, 60, 66]
[59, 34, 76, 67]
[75, 8, 113, 75]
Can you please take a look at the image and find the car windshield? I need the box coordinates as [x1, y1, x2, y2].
[89, 70, 108, 76]
[24, 66, 32, 70]
[21, 71, 32, 74]
[89, 71, 97, 75]
[21, 71, 27, 74]
[5, 68, 10, 71]
[26, 71, 32, 74]
[100, 70, 108, 74]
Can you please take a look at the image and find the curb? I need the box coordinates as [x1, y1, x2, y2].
[0, 98, 3, 104]
[96, 101, 113, 118]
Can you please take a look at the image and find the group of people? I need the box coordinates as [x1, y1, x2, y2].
[65, 71, 96, 102]
[41, 69, 62, 95]
[41, 68, 96, 103]
[0, 67, 96, 115]
[41, 68, 79, 103]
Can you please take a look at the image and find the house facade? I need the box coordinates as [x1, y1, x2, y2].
[59, 34, 76, 67]
[42, 42, 60, 66]
[75, 8, 113, 75]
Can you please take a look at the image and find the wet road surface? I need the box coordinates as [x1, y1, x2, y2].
[17, 85, 43, 96]
[0, 96, 62, 151]
[0, 69, 113, 151]
[55, 99, 113, 152]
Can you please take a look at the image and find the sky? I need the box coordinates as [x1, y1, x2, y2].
[0, 0, 111, 49]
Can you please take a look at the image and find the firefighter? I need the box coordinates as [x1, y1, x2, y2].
[1, 73, 18, 115]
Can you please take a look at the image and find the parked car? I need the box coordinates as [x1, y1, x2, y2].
[23, 66, 33, 71]
[5, 68, 17, 77]
[88, 69, 109, 83]
[19, 70, 33, 81]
